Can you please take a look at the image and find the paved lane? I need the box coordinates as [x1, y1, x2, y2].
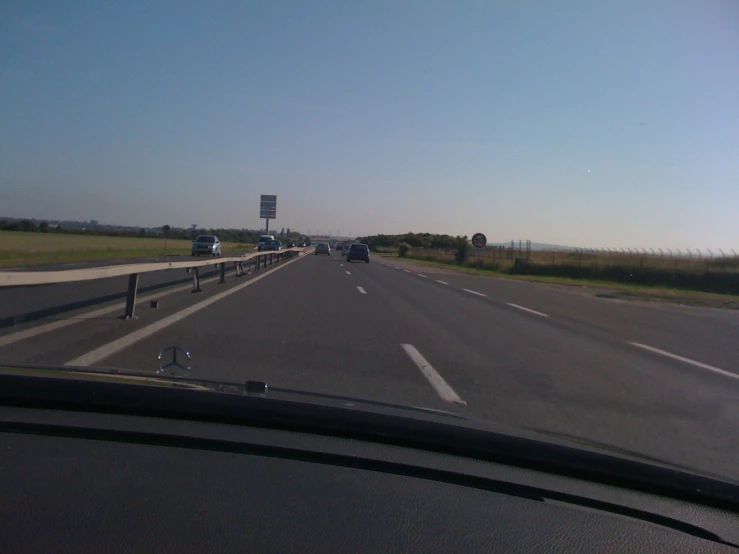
[105, 251, 452, 411]
[353, 260, 739, 479]
[374, 257, 739, 372]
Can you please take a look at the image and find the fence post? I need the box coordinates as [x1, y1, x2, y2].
[124, 273, 139, 319]
[191, 267, 202, 293]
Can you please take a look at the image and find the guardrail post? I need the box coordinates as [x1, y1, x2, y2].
[235, 261, 243, 277]
[218, 262, 226, 284]
[124, 273, 139, 319]
[191, 267, 202, 293]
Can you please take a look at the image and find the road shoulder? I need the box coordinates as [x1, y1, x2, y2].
[377, 255, 739, 310]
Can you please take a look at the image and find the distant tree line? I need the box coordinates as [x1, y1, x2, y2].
[0, 218, 309, 245]
[358, 232, 472, 263]
[358, 232, 467, 250]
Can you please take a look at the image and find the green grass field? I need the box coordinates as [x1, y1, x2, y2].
[0, 231, 249, 267]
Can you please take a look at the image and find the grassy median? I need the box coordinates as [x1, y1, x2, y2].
[0, 231, 249, 268]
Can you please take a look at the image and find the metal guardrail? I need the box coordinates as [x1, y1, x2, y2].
[0, 247, 310, 319]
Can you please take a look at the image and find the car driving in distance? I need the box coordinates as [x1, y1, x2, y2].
[191, 235, 222, 256]
[315, 243, 330, 255]
[257, 234, 275, 251]
[346, 243, 370, 263]
[263, 240, 282, 251]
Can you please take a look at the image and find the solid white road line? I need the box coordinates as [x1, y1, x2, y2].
[418, 274, 428, 278]
[435, 280, 449, 285]
[357, 286, 367, 294]
[507, 303, 549, 318]
[65, 255, 304, 367]
[630, 342, 738, 381]
[463, 289, 486, 297]
[401, 344, 466, 405]
[0, 273, 227, 348]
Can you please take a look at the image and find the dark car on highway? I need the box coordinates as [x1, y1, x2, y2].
[264, 240, 282, 251]
[346, 243, 370, 263]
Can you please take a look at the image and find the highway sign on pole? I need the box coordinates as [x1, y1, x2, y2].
[259, 195, 277, 219]
[471, 233, 487, 248]
[260, 195, 277, 233]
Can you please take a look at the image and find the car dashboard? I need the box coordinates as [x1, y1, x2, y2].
[2, 367, 739, 553]
[3, 404, 739, 553]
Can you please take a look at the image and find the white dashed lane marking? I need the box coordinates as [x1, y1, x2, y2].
[507, 303, 548, 317]
[463, 289, 486, 297]
[630, 342, 737, 381]
[401, 344, 466, 405]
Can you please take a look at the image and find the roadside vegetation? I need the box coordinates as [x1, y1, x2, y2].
[0, 231, 250, 267]
[361, 233, 739, 298]
[0, 219, 310, 267]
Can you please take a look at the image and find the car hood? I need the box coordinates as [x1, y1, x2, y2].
[0, 362, 735, 485]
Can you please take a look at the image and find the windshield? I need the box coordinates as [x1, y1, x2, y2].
[2, 2, 738, 483]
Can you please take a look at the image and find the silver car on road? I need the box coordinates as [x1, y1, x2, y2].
[191, 235, 222, 256]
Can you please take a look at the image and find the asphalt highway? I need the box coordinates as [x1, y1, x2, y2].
[2, 249, 739, 481]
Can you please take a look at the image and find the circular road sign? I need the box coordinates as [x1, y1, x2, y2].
[471, 233, 487, 248]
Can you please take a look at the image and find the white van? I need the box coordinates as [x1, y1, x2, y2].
[257, 234, 275, 251]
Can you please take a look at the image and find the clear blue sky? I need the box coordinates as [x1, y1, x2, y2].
[1, 1, 738, 249]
